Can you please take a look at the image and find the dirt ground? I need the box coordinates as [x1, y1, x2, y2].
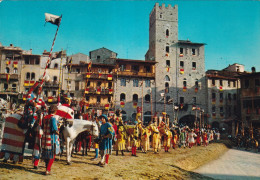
[0, 141, 229, 180]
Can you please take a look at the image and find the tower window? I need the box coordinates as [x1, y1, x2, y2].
[133, 94, 138, 102]
[212, 79, 215, 86]
[180, 48, 184, 54]
[133, 79, 139, 87]
[97, 56, 100, 60]
[120, 78, 126, 87]
[120, 93, 126, 101]
[145, 80, 151, 87]
[220, 80, 223, 86]
[192, 62, 196, 70]
[166, 46, 170, 53]
[180, 61, 184, 68]
[26, 72, 30, 80]
[97, 96, 101, 103]
[183, 80, 187, 87]
[192, 48, 196, 55]
[166, 29, 169, 37]
[180, 97, 184, 104]
[160, 13, 162, 18]
[166, 60, 170, 67]
[54, 63, 58, 69]
[145, 94, 150, 103]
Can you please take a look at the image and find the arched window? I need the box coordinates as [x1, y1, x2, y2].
[54, 63, 58, 69]
[144, 111, 152, 125]
[31, 73, 35, 80]
[166, 29, 169, 37]
[195, 79, 199, 87]
[165, 75, 170, 82]
[5, 67, 10, 74]
[166, 60, 170, 67]
[133, 94, 138, 102]
[26, 72, 30, 80]
[165, 82, 169, 93]
[13, 68, 18, 74]
[145, 94, 150, 103]
[53, 76, 58, 82]
[120, 93, 126, 101]
[121, 110, 127, 121]
[160, 13, 162, 18]
[132, 113, 137, 121]
[183, 78, 187, 87]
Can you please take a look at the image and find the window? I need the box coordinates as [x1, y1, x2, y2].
[192, 62, 196, 70]
[12, 84, 16, 89]
[35, 58, 40, 65]
[53, 76, 57, 82]
[26, 72, 30, 80]
[97, 96, 101, 103]
[244, 79, 249, 88]
[180, 48, 184, 54]
[108, 82, 113, 88]
[192, 97, 196, 104]
[233, 81, 236, 87]
[87, 81, 90, 87]
[195, 79, 199, 87]
[220, 80, 223, 86]
[120, 93, 126, 101]
[25, 58, 29, 64]
[54, 63, 58, 69]
[180, 97, 184, 104]
[220, 107, 224, 113]
[31, 73, 35, 80]
[228, 93, 231, 101]
[192, 48, 196, 55]
[13, 68, 18, 74]
[165, 75, 170, 81]
[132, 65, 139, 72]
[144, 111, 152, 125]
[145, 79, 150, 87]
[44, 90, 48, 97]
[212, 106, 216, 113]
[108, 96, 111, 103]
[120, 64, 125, 71]
[220, 93, 223, 100]
[5, 67, 10, 74]
[120, 78, 126, 86]
[228, 80, 230, 87]
[97, 56, 100, 60]
[145, 94, 150, 102]
[212, 79, 215, 86]
[97, 81, 102, 87]
[180, 61, 184, 67]
[76, 68, 80, 73]
[160, 13, 162, 18]
[145, 66, 151, 73]
[233, 94, 237, 100]
[166, 46, 169, 53]
[4, 83, 8, 90]
[212, 92, 216, 99]
[183, 80, 187, 87]
[166, 60, 170, 67]
[52, 91, 56, 97]
[133, 79, 139, 87]
[166, 29, 169, 37]
[165, 82, 169, 93]
[133, 94, 138, 102]
[121, 110, 127, 121]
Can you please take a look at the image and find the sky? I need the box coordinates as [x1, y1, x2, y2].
[0, 0, 259, 71]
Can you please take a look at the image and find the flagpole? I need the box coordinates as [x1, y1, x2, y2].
[38, 15, 62, 95]
[57, 53, 63, 103]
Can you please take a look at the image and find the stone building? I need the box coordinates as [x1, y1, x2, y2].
[239, 69, 260, 133]
[0, 43, 25, 105]
[206, 63, 243, 135]
[145, 3, 207, 126]
[114, 58, 156, 124]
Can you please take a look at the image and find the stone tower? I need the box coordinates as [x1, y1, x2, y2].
[146, 3, 207, 125]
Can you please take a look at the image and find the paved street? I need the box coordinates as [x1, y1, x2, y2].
[195, 148, 260, 180]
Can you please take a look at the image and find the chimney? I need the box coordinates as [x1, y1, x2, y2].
[251, 67, 256, 73]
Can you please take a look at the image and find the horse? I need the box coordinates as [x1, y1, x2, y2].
[62, 119, 99, 164]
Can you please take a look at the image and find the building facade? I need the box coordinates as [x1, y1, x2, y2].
[145, 3, 207, 126]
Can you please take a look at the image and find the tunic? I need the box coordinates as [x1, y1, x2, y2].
[99, 122, 114, 154]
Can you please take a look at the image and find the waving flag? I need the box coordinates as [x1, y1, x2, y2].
[45, 13, 61, 26]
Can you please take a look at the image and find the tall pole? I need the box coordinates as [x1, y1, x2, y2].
[141, 78, 144, 125]
[57, 52, 63, 103]
[150, 88, 153, 120]
[38, 16, 62, 92]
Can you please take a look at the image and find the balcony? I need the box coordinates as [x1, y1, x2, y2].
[117, 71, 155, 78]
[88, 103, 114, 110]
[0, 73, 18, 80]
[85, 87, 113, 95]
[242, 87, 260, 97]
[85, 73, 113, 80]
[43, 82, 59, 88]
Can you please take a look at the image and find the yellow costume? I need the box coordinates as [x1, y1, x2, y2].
[116, 125, 126, 151]
[150, 124, 160, 153]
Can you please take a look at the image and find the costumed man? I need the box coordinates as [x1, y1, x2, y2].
[41, 104, 60, 175]
[131, 119, 140, 156]
[98, 114, 114, 167]
[163, 127, 172, 152]
[172, 129, 178, 149]
[150, 120, 160, 153]
[32, 85, 47, 169]
[116, 119, 126, 156]
[140, 125, 151, 153]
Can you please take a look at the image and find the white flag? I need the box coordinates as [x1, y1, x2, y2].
[45, 13, 61, 26]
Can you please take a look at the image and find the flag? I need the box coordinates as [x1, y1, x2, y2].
[98, 73, 102, 78]
[96, 88, 101, 94]
[107, 74, 112, 80]
[183, 86, 187, 92]
[133, 102, 137, 108]
[67, 57, 72, 73]
[86, 72, 91, 78]
[179, 54, 184, 57]
[166, 67, 170, 72]
[120, 101, 125, 108]
[87, 62, 92, 71]
[180, 69, 184, 74]
[86, 103, 89, 110]
[219, 86, 223, 91]
[105, 104, 109, 110]
[48, 96, 53, 103]
[45, 13, 61, 26]
[13, 61, 18, 68]
[23, 95, 27, 101]
[24, 80, 29, 86]
[195, 87, 198, 93]
[6, 74, 10, 82]
[85, 88, 89, 94]
[109, 89, 113, 94]
[6, 61, 10, 65]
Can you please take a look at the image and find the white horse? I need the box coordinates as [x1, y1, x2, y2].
[62, 119, 99, 164]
